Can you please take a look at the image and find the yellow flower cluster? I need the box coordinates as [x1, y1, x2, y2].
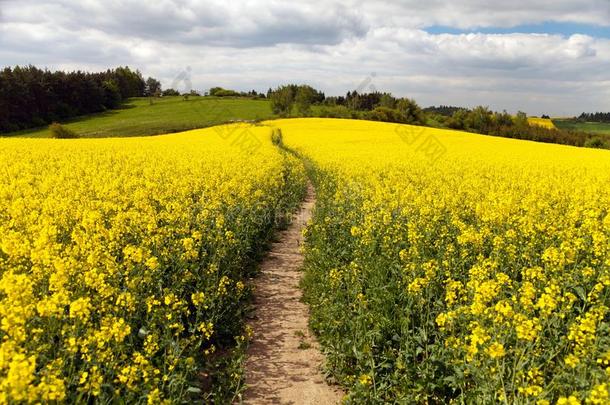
[280, 118, 610, 403]
[528, 117, 557, 129]
[0, 125, 305, 403]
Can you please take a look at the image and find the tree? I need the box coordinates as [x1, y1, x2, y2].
[396, 98, 425, 124]
[111, 66, 146, 98]
[514, 111, 528, 127]
[162, 88, 180, 96]
[448, 109, 469, 130]
[465, 106, 493, 133]
[295, 85, 316, 116]
[494, 110, 513, 127]
[270, 86, 294, 116]
[378, 93, 396, 109]
[101, 80, 122, 109]
[145, 77, 161, 97]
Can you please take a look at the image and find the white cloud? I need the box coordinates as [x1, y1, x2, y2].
[0, 0, 609, 115]
[357, 0, 610, 29]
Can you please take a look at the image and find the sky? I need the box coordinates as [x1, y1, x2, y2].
[1, 0, 610, 116]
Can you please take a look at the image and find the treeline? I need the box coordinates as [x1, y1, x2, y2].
[423, 105, 463, 117]
[268, 85, 326, 116]
[268, 84, 609, 149]
[324, 91, 398, 111]
[578, 112, 610, 123]
[268, 85, 425, 125]
[319, 92, 425, 125]
[209, 87, 266, 98]
[0, 65, 152, 132]
[3, 66, 608, 150]
[443, 107, 610, 148]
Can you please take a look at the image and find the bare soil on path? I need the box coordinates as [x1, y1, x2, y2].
[241, 184, 343, 404]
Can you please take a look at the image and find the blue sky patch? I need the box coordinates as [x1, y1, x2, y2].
[424, 22, 610, 38]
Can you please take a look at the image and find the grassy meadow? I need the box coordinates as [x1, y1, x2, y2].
[553, 119, 610, 136]
[5, 96, 274, 138]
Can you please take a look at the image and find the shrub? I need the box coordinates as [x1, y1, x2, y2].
[209, 87, 241, 97]
[271, 128, 283, 145]
[162, 88, 181, 96]
[365, 107, 409, 123]
[318, 105, 354, 119]
[584, 137, 609, 149]
[49, 122, 79, 139]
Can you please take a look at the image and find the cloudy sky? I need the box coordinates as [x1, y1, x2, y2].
[1, 0, 610, 115]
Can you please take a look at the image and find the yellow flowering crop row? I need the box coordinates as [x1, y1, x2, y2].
[279, 118, 610, 403]
[0, 125, 306, 403]
[528, 117, 557, 130]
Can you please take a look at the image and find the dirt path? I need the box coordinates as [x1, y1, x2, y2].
[241, 184, 343, 404]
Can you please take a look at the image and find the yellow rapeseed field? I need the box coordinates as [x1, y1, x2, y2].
[0, 125, 305, 403]
[528, 117, 557, 130]
[2, 116, 609, 403]
[278, 118, 610, 403]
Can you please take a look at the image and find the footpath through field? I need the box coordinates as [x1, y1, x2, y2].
[241, 183, 343, 404]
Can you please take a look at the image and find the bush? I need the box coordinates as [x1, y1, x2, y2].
[182, 90, 200, 101]
[209, 87, 241, 97]
[162, 89, 181, 96]
[584, 137, 609, 149]
[365, 107, 409, 123]
[214, 90, 241, 97]
[318, 105, 355, 119]
[49, 123, 79, 139]
[271, 128, 283, 145]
